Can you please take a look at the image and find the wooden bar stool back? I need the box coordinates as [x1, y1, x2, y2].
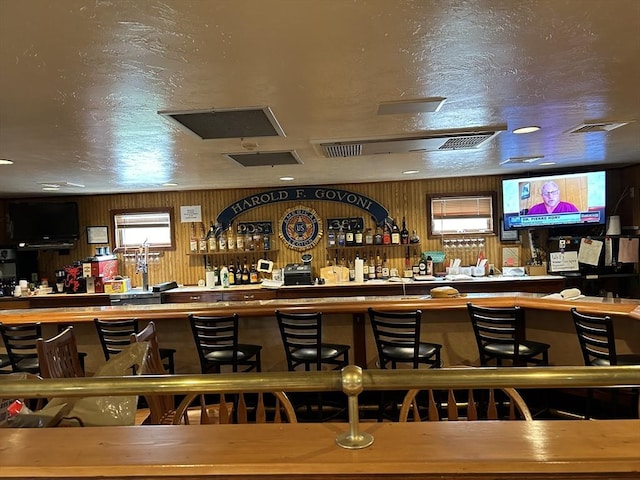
[36, 326, 84, 379]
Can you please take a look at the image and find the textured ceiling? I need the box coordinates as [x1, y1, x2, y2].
[1, 0, 639, 197]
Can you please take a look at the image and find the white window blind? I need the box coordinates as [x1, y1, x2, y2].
[429, 195, 495, 236]
[112, 209, 174, 250]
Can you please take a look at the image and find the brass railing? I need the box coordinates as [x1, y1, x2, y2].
[2, 365, 639, 449]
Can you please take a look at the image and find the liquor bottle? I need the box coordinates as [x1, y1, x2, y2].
[189, 223, 198, 253]
[354, 224, 363, 246]
[404, 248, 413, 278]
[426, 255, 434, 275]
[391, 220, 400, 245]
[220, 265, 230, 288]
[218, 227, 227, 251]
[207, 223, 217, 252]
[336, 225, 345, 247]
[250, 262, 259, 284]
[236, 227, 245, 251]
[365, 227, 374, 245]
[368, 253, 376, 280]
[410, 229, 420, 244]
[228, 262, 236, 285]
[241, 257, 250, 284]
[227, 224, 236, 251]
[236, 257, 243, 284]
[345, 223, 354, 246]
[400, 217, 409, 245]
[381, 253, 390, 280]
[198, 223, 207, 252]
[412, 249, 421, 276]
[253, 233, 262, 250]
[362, 252, 369, 280]
[348, 258, 355, 281]
[327, 226, 336, 247]
[245, 232, 253, 251]
[374, 225, 383, 245]
[263, 233, 271, 251]
[382, 222, 391, 245]
[375, 251, 382, 279]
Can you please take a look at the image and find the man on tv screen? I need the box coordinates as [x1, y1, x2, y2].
[527, 181, 579, 214]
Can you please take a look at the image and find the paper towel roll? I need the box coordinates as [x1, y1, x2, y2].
[354, 258, 364, 283]
[205, 270, 217, 288]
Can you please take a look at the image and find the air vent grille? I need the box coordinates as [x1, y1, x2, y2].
[438, 134, 494, 150]
[568, 121, 631, 134]
[322, 144, 363, 158]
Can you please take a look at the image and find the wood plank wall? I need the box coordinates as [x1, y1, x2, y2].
[1, 166, 637, 287]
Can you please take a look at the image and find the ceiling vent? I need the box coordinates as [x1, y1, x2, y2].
[567, 120, 632, 134]
[316, 126, 505, 158]
[158, 106, 285, 139]
[224, 151, 301, 167]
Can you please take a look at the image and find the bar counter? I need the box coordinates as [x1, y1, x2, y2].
[1, 420, 639, 479]
[1, 292, 639, 372]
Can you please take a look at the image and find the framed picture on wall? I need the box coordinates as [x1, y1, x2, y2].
[87, 226, 109, 244]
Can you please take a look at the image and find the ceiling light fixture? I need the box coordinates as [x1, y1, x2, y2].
[0, 159, 14, 165]
[402, 170, 419, 174]
[42, 186, 60, 191]
[279, 176, 295, 181]
[162, 182, 178, 187]
[539, 162, 556, 166]
[512, 126, 541, 134]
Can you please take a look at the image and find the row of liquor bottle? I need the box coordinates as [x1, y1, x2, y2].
[190, 223, 271, 254]
[327, 217, 420, 248]
[329, 248, 434, 281]
[206, 256, 265, 287]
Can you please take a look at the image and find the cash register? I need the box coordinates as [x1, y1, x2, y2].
[283, 254, 314, 286]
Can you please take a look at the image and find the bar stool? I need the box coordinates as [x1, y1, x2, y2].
[276, 310, 350, 421]
[368, 308, 442, 369]
[0, 322, 42, 374]
[94, 318, 176, 373]
[467, 303, 550, 366]
[368, 308, 442, 421]
[188, 313, 262, 373]
[571, 308, 640, 418]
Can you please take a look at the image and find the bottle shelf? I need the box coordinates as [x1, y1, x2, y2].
[187, 249, 278, 256]
[327, 244, 420, 250]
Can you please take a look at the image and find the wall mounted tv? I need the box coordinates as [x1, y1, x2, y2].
[502, 171, 606, 230]
[8, 201, 80, 244]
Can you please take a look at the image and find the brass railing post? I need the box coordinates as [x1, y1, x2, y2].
[336, 365, 374, 449]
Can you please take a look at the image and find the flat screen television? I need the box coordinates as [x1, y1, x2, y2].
[502, 171, 606, 230]
[8, 201, 80, 244]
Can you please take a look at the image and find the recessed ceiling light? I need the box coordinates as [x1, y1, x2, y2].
[402, 170, 419, 175]
[42, 186, 60, 191]
[279, 176, 295, 181]
[512, 126, 541, 134]
[539, 162, 556, 166]
[162, 182, 178, 187]
[40, 183, 61, 188]
[0, 159, 14, 165]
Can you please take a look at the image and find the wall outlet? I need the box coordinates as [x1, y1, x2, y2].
[559, 239, 566, 249]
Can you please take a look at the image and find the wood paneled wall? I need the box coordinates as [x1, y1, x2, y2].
[1, 166, 637, 287]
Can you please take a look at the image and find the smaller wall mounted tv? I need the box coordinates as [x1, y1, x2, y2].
[8, 201, 80, 244]
[502, 171, 606, 230]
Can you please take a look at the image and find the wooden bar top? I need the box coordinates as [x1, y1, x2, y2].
[1, 420, 638, 479]
[0, 291, 639, 324]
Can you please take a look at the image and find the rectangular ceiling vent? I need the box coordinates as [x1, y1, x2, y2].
[224, 151, 301, 167]
[158, 106, 285, 139]
[317, 126, 505, 158]
[567, 121, 632, 134]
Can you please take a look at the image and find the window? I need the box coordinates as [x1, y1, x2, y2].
[427, 192, 497, 237]
[111, 208, 175, 251]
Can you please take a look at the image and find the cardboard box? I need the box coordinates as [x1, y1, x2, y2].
[82, 258, 119, 280]
[103, 278, 131, 294]
[526, 264, 548, 276]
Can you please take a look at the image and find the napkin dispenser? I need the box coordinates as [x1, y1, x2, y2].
[283, 263, 313, 286]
